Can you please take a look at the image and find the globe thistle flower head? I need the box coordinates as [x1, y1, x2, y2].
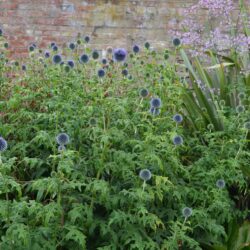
[67, 60, 75, 68]
[52, 45, 58, 51]
[80, 54, 89, 64]
[173, 135, 183, 145]
[216, 179, 225, 189]
[133, 45, 140, 53]
[244, 121, 250, 130]
[122, 69, 128, 76]
[92, 50, 99, 60]
[58, 145, 66, 152]
[113, 48, 127, 62]
[97, 69, 105, 77]
[50, 42, 56, 48]
[150, 97, 162, 108]
[173, 38, 181, 47]
[89, 117, 97, 126]
[106, 46, 113, 54]
[84, 36, 90, 43]
[44, 51, 50, 58]
[0, 137, 8, 152]
[236, 105, 245, 113]
[102, 58, 107, 65]
[219, 100, 226, 106]
[173, 114, 183, 123]
[139, 169, 152, 181]
[4, 42, 8, 49]
[68, 42, 76, 50]
[150, 107, 161, 116]
[144, 42, 150, 49]
[14, 61, 19, 67]
[60, 61, 65, 66]
[207, 123, 214, 131]
[52, 54, 62, 64]
[29, 45, 35, 52]
[182, 207, 192, 218]
[22, 65, 27, 71]
[56, 133, 70, 145]
[64, 65, 70, 72]
[238, 92, 246, 100]
[139, 88, 149, 98]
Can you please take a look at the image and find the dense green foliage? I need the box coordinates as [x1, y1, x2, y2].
[0, 35, 249, 250]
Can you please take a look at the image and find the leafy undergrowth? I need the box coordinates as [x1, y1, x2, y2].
[0, 38, 249, 250]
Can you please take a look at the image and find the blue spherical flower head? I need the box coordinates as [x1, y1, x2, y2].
[173, 135, 183, 145]
[89, 117, 97, 126]
[133, 45, 140, 53]
[52, 54, 62, 64]
[58, 145, 66, 152]
[69, 42, 76, 50]
[50, 42, 56, 48]
[139, 169, 152, 181]
[44, 51, 50, 58]
[22, 65, 27, 71]
[0, 137, 8, 152]
[150, 107, 160, 116]
[139, 88, 149, 98]
[182, 207, 192, 218]
[29, 45, 35, 52]
[144, 42, 150, 49]
[113, 48, 127, 62]
[80, 54, 89, 64]
[97, 69, 105, 77]
[106, 46, 113, 54]
[238, 92, 246, 100]
[102, 58, 107, 65]
[84, 36, 90, 43]
[236, 105, 245, 113]
[244, 122, 250, 130]
[173, 114, 183, 123]
[92, 50, 99, 60]
[122, 69, 128, 76]
[216, 179, 225, 189]
[67, 60, 75, 68]
[52, 45, 58, 51]
[173, 38, 181, 47]
[56, 133, 70, 145]
[150, 97, 162, 108]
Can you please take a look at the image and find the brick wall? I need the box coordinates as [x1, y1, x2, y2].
[0, 0, 243, 57]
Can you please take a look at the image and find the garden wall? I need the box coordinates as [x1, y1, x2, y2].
[0, 0, 243, 57]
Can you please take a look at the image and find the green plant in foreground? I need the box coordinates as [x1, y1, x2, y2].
[0, 30, 249, 249]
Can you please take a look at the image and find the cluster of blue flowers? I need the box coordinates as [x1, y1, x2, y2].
[0, 137, 7, 152]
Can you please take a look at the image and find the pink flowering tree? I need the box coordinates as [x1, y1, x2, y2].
[173, 0, 249, 57]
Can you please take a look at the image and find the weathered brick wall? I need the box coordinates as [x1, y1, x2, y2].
[0, 0, 243, 57]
